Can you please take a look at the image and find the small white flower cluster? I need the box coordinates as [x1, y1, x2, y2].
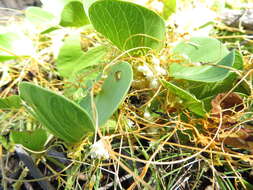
[137, 56, 167, 88]
[149, 78, 159, 89]
[137, 64, 153, 78]
[90, 138, 110, 160]
[144, 110, 151, 119]
[127, 119, 135, 128]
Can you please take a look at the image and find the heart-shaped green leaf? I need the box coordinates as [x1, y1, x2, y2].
[88, 0, 166, 52]
[60, 1, 89, 27]
[57, 34, 108, 78]
[170, 51, 235, 83]
[10, 129, 48, 151]
[0, 32, 34, 61]
[173, 37, 229, 63]
[161, 80, 206, 116]
[40, 0, 89, 27]
[19, 82, 94, 144]
[0, 95, 22, 110]
[80, 62, 133, 126]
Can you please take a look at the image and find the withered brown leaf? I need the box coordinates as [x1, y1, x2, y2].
[211, 92, 244, 116]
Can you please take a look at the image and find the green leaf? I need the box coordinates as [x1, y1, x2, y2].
[189, 50, 243, 99]
[57, 34, 108, 77]
[60, 1, 89, 27]
[88, 0, 166, 52]
[189, 73, 237, 100]
[233, 51, 251, 95]
[25, 7, 56, 26]
[173, 37, 229, 63]
[19, 82, 94, 144]
[0, 136, 10, 150]
[63, 67, 100, 99]
[80, 62, 133, 126]
[161, 80, 206, 116]
[170, 51, 235, 82]
[162, 0, 176, 19]
[233, 50, 244, 70]
[41, 0, 89, 27]
[201, 96, 214, 112]
[10, 129, 48, 151]
[0, 95, 22, 110]
[41, 26, 61, 34]
[243, 179, 253, 189]
[0, 32, 34, 61]
[235, 80, 251, 96]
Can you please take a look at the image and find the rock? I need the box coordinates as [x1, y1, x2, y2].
[221, 9, 253, 30]
[0, 0, 41, 9]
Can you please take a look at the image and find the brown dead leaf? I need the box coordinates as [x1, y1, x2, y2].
[220, 128, 253, 151]
[223, 137, 249, 150]
[211, 92, 244, 116]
